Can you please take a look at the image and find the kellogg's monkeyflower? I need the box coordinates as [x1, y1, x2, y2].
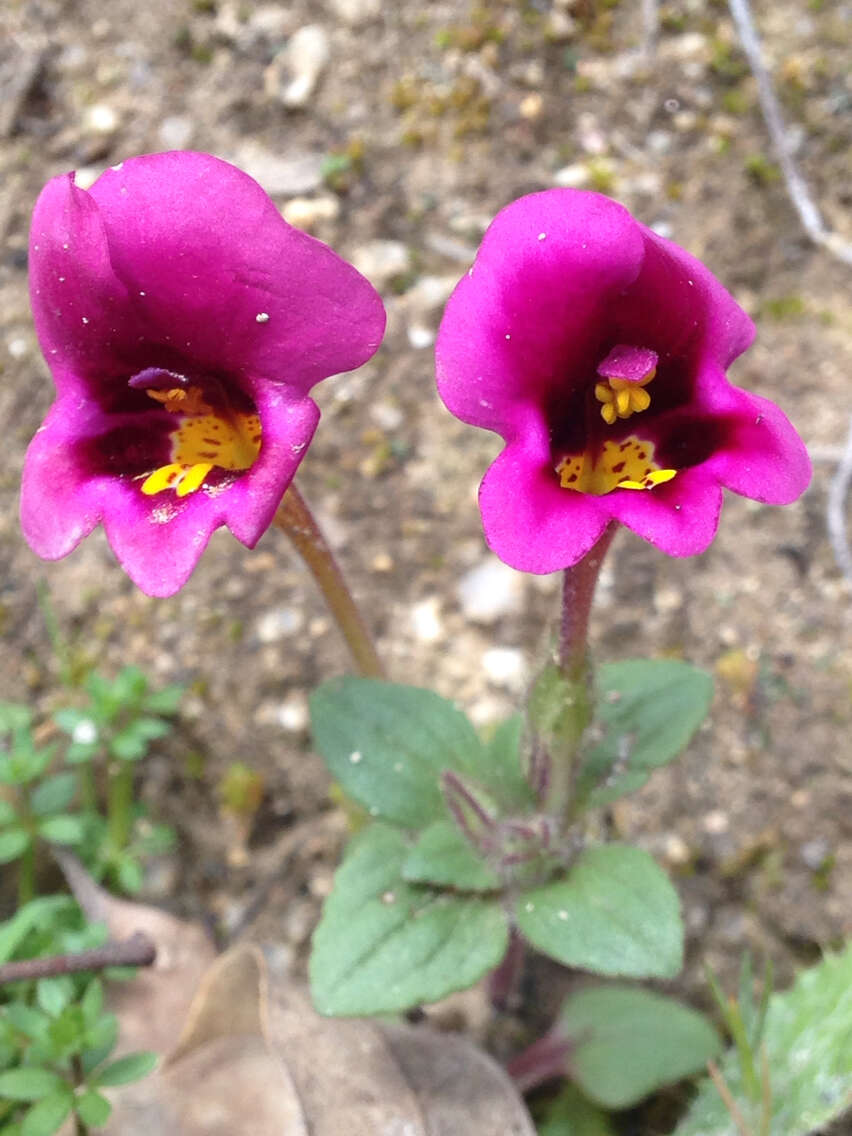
[435, 190, 810, 575]
[22, 151, 385, 597]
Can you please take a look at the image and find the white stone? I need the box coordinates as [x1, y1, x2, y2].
[703, 810, 729, 835]
[249, 4, 294, 38]
[281, 194, 340, 230]
[407, 324, 435, 349]
[351, 239, 410, 289]
[457, 557, 524, 625]
[256, 607, 304, 643]
[327, 0, 381, 24]
[276, 693, 309, 732]
[404, 274, 457, 314]
[370, 401, 403, 431]
[553, 163, 590, 189]
[232, 141, 324, 196]
[84, 104, 118, 134]
[279, 25, 330, 108]
[410, 597, 443, 643]
[482, 647, 525, 692]
[7, 337, 29, 360]
[158, 115, 194, 150]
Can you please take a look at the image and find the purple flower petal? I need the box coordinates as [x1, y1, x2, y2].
[22, 152, 386, 595]
[436, 189, 810, 571]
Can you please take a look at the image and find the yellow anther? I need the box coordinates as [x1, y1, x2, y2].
[594, 382, 614, 405]
[615, 388, 632, 416]
[146, 386, 211, 415]
[595, 367, 657, 425]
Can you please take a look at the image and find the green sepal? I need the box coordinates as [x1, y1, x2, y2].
[402, 819, 500, 892]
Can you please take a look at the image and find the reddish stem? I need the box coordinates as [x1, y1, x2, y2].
[273, 482, 385, 679]
[506, 1031, 572, 1094]
[559, 523, 616, 677]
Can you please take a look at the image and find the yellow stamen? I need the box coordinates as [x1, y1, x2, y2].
[556, 435, 676, 496]
[146, 387, 212, 415]
[594, 367, 657, 425]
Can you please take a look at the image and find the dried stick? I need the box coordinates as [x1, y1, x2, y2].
[0, 932, 156, 986]
[826, 414, 852, 587]
[640, 0, 659, 57]
[727, 0, 852, 267]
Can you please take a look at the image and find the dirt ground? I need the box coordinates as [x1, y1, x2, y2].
[1, 0, 851, 1094]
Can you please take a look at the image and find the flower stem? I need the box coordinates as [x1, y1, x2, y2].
[273, 483, 385, 679]
[107, 762, 133, 852]
[558, 523, 616, 679]
[18, 841, 35, 907]
[487, 929, 525, 1011]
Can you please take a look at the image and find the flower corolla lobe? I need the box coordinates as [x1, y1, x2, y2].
[436, 189, 810, 572]
[23, 151, 386, 596]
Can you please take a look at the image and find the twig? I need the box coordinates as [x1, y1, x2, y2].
[0, 932, 156, 985]
[707, 1060, 753, 1136]
[826, 414, 852, 587]
[640, 0, 659, 57]
[727, 0, 852, 267]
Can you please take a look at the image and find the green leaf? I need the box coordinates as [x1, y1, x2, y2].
[0, 828, 30, 864]
[36, 815, 85, 846]
[80, 980, 103, 1026]
[0, 799, 17, 826]
[92, 1051, 157, 1087]
[0, 1069, 66, 1101]
[107, 731, 147, 762]
[74, 1090, 111, 1128]
[516, 844, 683, 979]
[482, 715, 536, 811]
[674, 944, 852, 1136]
[3, 1004, 51, 1044]
[576, 660, 713, 808]
[310, 679, 484, 827]
[30, 774, 77, 817]
[36, 977, 75, 1018]
[142, 684, 184, 715]
[20, 1090, 73, 1136]
[310, 824, 509, 1015]
[402, 820, 500, 892]
[0, 704, 31, 733]
[557, 985, 721, 1108]
[0, 897, 77, 964]
[535, 1084, 616, 1136]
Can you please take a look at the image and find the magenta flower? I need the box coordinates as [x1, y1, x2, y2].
[22, 152, 385, 596]
[436, 190, 810, 573]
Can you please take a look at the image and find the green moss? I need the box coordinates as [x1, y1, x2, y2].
[721, 86, 751, 115]
[743, 153, 781, 185]
[763, 294, 806, 321]
[710, 38, 748, 82]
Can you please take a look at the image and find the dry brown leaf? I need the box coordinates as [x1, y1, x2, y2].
[55, 851, 217, 1055]
[56, 866, 535, 1135]
[102, 937, 534, 1135]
